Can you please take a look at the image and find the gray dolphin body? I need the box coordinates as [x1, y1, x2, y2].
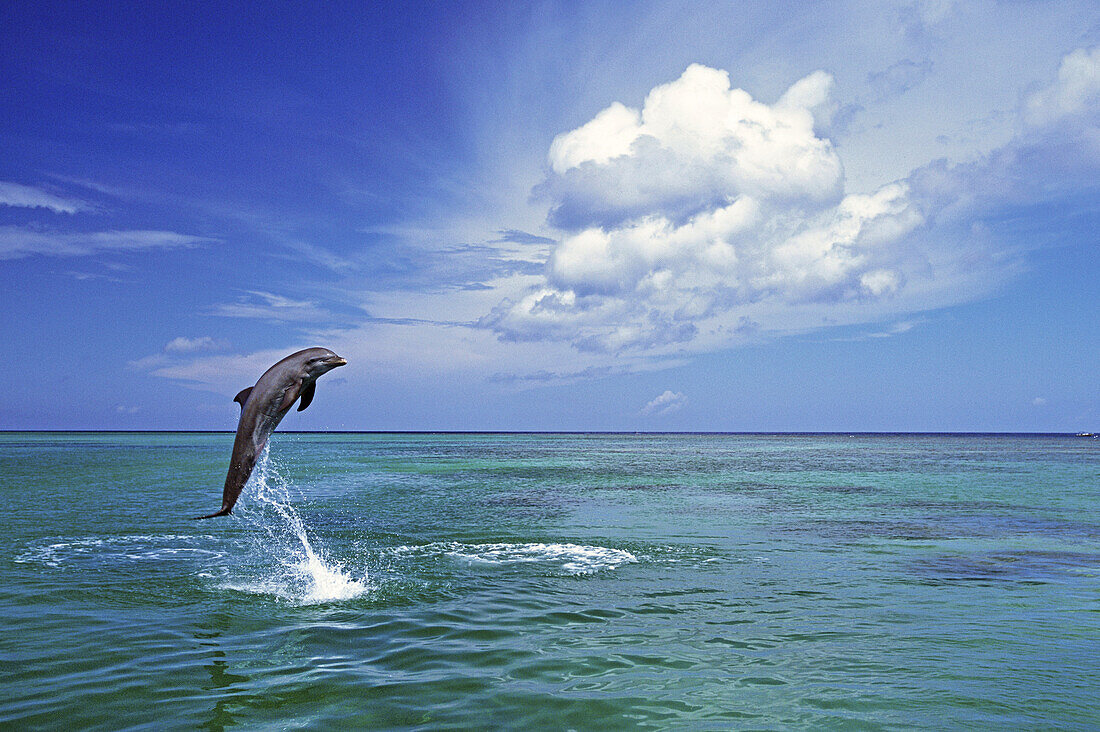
[195, 347, 347, 519]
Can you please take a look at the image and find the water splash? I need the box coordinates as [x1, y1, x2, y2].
[227, 449, 369, 604]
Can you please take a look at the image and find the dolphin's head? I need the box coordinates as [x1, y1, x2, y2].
[299, 347, 348, 378]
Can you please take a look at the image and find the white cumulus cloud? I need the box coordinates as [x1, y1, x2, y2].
[641, 390, 686, 416]
[484, 64, 946, 353]
[485, 50, 1100, 356]
[1024, 47, 1100, 128]
[539, 63, 843, 231]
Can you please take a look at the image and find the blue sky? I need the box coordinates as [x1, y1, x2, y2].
[1, 0, 1098, 431]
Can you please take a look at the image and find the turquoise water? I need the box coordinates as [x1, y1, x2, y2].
[1, 432, 1097, 730]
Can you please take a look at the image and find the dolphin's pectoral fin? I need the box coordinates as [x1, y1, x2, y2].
[233, 387, 253, 410]
[297, 381, 317, 412]
[279, 381, 302, 412]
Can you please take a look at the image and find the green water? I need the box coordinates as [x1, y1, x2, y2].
[1, 432, 1097, 729]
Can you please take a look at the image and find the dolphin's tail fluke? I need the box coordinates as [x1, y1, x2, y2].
[193, 504, 232, 520]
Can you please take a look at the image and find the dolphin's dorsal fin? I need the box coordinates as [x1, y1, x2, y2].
[233, 387, 253, 410]
[297, 381, 317, 412]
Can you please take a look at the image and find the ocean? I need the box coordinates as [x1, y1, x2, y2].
[1, 432, 1097, 729]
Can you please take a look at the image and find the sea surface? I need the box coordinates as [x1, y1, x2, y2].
[1, 432, 1098, 730]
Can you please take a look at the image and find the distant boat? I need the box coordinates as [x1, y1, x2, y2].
[1075, 432, 1097, 438]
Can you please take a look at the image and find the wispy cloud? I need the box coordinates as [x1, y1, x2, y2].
[867, 58, 934, 102]
[866, 320, 920, 338]
[105, 121, 204, 136]
[127, 353, 171, 371]
[206, 290, 332, 322]
[0, 181, 87, 214]
[164, 336, 230, 353]
[275, 239, 358, 273]
[489, 365, 614, 384]
[492, 229, 557, 246]
[829, 319, 924, 342]
[128, 335, 230, 372]
[0, 227, 209, 260]
[59, 270, 119, 282]
[136, 347, 300, 393]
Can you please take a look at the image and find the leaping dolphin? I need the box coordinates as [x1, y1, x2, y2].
[195, 347, 347, 519]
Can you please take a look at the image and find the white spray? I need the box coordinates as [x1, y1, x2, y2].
[229, 447, 368, 604]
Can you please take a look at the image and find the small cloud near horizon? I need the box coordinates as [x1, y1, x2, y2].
[641, 390, 687, 416]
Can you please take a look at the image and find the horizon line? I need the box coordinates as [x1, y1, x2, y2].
[0, 430, 1094, 437]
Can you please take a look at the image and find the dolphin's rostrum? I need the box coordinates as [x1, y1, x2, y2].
[195, 347, 347, 519]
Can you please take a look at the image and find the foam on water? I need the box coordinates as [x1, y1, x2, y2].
[15, 535, 225, 568]
[394, 541, 638, 575]
[224, 449, 369, 605]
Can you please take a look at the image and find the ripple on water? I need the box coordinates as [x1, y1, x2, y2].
[907, 550, 1100, 584]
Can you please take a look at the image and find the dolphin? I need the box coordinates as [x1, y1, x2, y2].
[195, 347, 347, 519]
